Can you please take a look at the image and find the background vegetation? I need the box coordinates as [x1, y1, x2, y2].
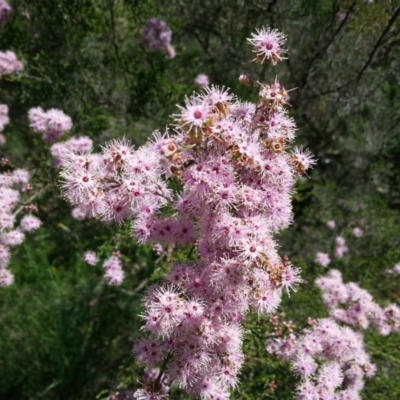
[1, 0, 399, 399]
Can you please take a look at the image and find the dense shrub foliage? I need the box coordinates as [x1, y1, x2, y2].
[1, 1, 400, 399]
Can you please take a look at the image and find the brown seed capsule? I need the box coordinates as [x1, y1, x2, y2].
[239, 74, 254, 87]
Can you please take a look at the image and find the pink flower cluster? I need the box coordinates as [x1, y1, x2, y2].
[110, 368, 170, 400]
[316, 269, 400, 334]
[141, 18, 176, 59]
[315, 221, 366, 268]
[267, 318, 376, 400]
[334, 236, 348, 259]
[132, 368, 170, 400]
[0, 50, 23, 77]
[103, 254, 125, 286]
[0, 167, 42, 287]
[60, 27, 314, 398]
[60, 137, 170, 223]
[152, 243, 163, 256]
[28, 107, 73, 143]
[50, 136, 93, 168]
[0, 0, 11, 24]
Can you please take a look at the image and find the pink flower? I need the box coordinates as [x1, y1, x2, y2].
[28, 107, 72, 143]
[153, 243, 163, 256]
[51, 137, 93, 167]
[326, 220, 336, 229]
[0, 267, 13, 287]
[247, 27, 286, 64]
[12, 169, 29, 184]
[0, 51, 23, 77]
[334, 236, 348, 259]
[1, 229, 25, 247]
[141, 18, 176, 59]
[71, 207, 87, 221]
[393, 263, 400, 274]
[334, 244, 348, 259]
[103, 255, 124, 285]
[291, 147, 316, 173]
[0, 0, 12, 24]
[133, 388, 168, 400]
[352, 227, 364, 237]
[20, 215, 42, 232]
[104, 266, 125, 286]
[83, 251, 98, 266]
[292, 355, 317, 377]
[314, 252, 331, 267]
[195, 74, 209, 88]
[175, 98, 209, 132]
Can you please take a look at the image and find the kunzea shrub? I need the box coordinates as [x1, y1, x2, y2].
[59, 27, 316, 399]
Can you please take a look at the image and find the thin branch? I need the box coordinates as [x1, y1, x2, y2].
[13, 185, 49, 217]
[356, 6, 400, 81]
[299, 1, 357, 91]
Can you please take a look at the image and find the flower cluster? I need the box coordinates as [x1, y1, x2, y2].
[60, 27, 314, 398]
[107, 369, 170, 400]
[141, 18, 176, 59]
[60, 137, 171, 223]
[316, 269, 400, 334]
[267, 318, 376, 400]
[0, 50, 23, 77]
[103, 254, 125, 286]
[334, 236, 348, 259]
[315, 221, 366, 268]
[0, 166, 42, 287]
[0, 0, 11, 24]
[28, 107, 73, 143]
[50, 136, 93, 168]
[152, 243, 163, 256]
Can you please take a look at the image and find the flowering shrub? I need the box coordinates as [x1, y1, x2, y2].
[0, 50, 22, 77]
[267, 317, 376, 399]
[266, 265, 400, 400]
[0, 3, 399, 399]
[316, 269, 400, 334]
[141, 18, 176, 59]
[59, 27, 318, 399]
[0, 161, 41, 287]
[28, 107, 72, 143]
[0, 0, 11, 24]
